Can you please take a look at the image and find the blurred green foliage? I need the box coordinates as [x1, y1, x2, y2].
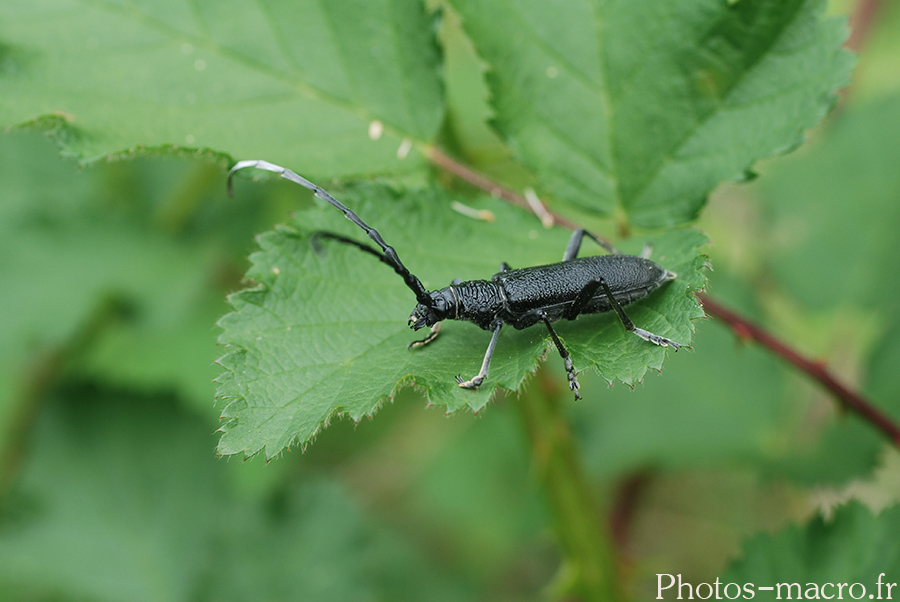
[1, 0, 899, 600]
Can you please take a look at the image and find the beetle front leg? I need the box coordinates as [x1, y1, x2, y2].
[408, 322, 442, 349]
[457, 321, 502, 389]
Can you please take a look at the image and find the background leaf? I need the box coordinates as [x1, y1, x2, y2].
[447, 0, 854, 226]
[0, 387, 471, 602]
[722, 502, 900, 600]
[761, 93, 900, 313]
[0, 390, 225, 602]
[0, 0, 443, 175]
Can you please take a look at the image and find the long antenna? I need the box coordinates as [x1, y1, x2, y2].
[227, 160, 432, 305]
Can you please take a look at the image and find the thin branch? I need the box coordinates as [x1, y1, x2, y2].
[845, 0, 885, 53]
[838, 0, 887, 105]
[424, 147, 900, 450]
[698, 294, 900, 448]
[425, 146, 579, 230]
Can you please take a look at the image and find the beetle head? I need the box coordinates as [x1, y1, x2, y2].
[408, 288, 457, 330]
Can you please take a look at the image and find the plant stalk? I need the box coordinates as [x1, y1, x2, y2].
[515, 376, 623, 602]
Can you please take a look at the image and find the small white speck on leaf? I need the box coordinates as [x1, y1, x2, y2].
[368, 120, 383, 140]
[397, 138, 413, 159]
[451, 201, 494, 222]
[524, 188, 555, 228]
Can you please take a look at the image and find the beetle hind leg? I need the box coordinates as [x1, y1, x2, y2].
[597, 278, 683, 349]
[632, 327, 681, 349]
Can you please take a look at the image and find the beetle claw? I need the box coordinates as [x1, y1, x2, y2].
[456, 375, 483, 389]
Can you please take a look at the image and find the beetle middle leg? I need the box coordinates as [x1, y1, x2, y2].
[457, 321, 503, 389]
[539, 311, 582, 400]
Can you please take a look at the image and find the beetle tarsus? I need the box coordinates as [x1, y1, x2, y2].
[564, 356, 582, 400]
[540, 312, 582, 400]
[633, 327, 681, 350]
[409, 323, 442, 349]
[456, 321, 502, 390]
[456, 375, 484, 389]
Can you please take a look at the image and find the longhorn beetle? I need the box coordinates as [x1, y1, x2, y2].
[227, 160, 682, 399]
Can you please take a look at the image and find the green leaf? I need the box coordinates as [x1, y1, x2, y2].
[206, 478, 472, 602]
[0, 131, 233, 434]
[215, 181, 707, 458]
[722, 502, 900, 599]
[0, 391, 225, 602]
[447, 0, 854, 227]
[0, 0, 443, 175]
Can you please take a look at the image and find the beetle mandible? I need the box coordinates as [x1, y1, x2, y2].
[228, 160, 682, 399]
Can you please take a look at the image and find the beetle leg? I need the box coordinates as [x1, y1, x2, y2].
[562, 229, 619, 260]
[564, 279, 604, 320]
[408, 322, 442, 349]
[539, 311, 581, 400]
[457, 321, 503, 389]
[597, 278, 682, 349]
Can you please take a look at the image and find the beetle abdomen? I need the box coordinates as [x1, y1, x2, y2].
[494, 255, 672, 326]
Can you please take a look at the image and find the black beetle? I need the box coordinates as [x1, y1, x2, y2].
[228, 160, 681, 399]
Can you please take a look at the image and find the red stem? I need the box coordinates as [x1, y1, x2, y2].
[698, 294, 900, 447]
[426, 147, 579, 230]
[845, 0, 884, 53]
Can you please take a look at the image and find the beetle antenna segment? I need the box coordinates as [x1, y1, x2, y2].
[228, 160, 432, 307]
